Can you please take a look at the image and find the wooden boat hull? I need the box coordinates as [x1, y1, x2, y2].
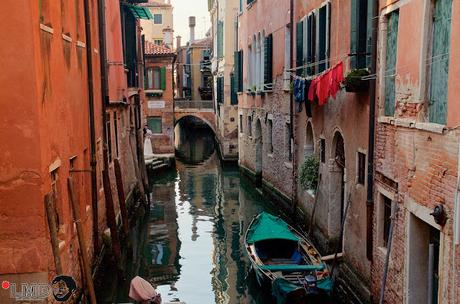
[244, 212, 333, 303]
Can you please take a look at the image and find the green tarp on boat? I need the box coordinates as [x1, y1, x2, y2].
[247, 212, 299, 244]
[272, 277, 306, 304]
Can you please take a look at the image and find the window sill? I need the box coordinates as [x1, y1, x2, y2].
[40, 23, 54, 35]
[284, 162, 293, 169]
[378, 116, 447, 134]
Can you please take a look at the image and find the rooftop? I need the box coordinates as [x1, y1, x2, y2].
[145, 41, 175, 55]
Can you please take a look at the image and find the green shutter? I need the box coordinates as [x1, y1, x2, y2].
[239, 50, 244, 91]
[264, 34, 273, 85]
[350, 0, 358, 69]
[217, 21, 224, 58]
[384, 11, 399, 116]
[217, 77, 224, 103]
[366, 0, 375, 68]
[307, 14, 315, 76]
[147, 117, 162, 134]
[318, 6, 327, 73]
[296, 21, 304, 76]
[231, 73, 238, 105]
[234, 51, 240, 92]
[160, 67, 166, 90]
[429, 0, 452, 124]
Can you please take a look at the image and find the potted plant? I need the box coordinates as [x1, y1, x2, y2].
[247, 85, 256, 96]
[344, 68, 370, 93]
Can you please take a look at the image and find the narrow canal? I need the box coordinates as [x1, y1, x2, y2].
[98, 119, 338, 304]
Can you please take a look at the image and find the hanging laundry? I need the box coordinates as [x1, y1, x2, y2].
[294, 78, 305, 103]
[316, 73, 331, 106]
[330, 62, 344, 99]
[308, 78, 318, 102]
[304, 80, 312, 117]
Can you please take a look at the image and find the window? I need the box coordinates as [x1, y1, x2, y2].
[320, 138, 326, 163]
[382, 195, 392, 248]
[154, 39, 163, 45]
[248, 115, 252, 137]
[286, 123, 292, 161]
[239, 114, 244, 133]
[146, 67, 166, 90]
[267, 119, 273, 153]
[428, 0, 452, 124]
[106, 113, 112, 162]
[230, 73, 238, 105]
[217, 21, 224, 58]
[114, 112, 119, 158]
[298, 3, 330, 76]
[264, 34, 273, 88]
[357, 152, 366, 185]
[305, 123, 314, 157]
[147, 117, 162, 134]
[234, 50, 244, 92]
[350, 0, 371, 69]
[154, 14, 163, 24]
[284, 25, 291, 90]
[384, 10, 399, 116]
[217, 77, 224, 103]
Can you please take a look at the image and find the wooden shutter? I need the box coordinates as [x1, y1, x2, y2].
[350, 0, 358, 69]
[318, 6, 327, 73]
[238, 50, 244, 91]
[217, 77, 224, 103]
[264, 34, 273, 85]
[160, 67, 166, 90]
[234, 51, 240, 92]
[307, 14, 316, 76]
[384, 11, 399, 116]
[429, 0, 452, 124]
[217, 21, 224, 58]
[231, 73, 238, 105]
[366, 0, 375, 68]
[296, 21, 304, 76]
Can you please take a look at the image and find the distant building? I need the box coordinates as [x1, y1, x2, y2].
[144, 42, 176, 155]
[140, 0, 174, 49]
[209, 0, 239, 161]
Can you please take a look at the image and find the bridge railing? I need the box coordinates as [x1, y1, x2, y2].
[174, 100, 214, 110]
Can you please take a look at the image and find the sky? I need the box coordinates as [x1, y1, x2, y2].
[172, 0, 210, 45]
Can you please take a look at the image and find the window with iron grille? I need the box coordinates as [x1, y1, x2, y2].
[320, 138, 326, 163]
[239, 114, 243, 133]
[357, 152, 366, 185]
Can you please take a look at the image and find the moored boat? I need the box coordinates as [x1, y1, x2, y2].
[244, 212, 333, 303]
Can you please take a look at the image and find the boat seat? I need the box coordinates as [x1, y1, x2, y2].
[260, 264, 325, 272]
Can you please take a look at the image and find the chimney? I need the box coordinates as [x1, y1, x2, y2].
[189, 16, 196, 43]
[176, 36, 182, 49]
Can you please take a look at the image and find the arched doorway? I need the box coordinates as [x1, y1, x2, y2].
[254, 119, 263, 185]
[329, 131, 346, 246]
[305, 122, 314, 158]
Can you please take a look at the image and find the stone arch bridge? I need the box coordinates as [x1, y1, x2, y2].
[174, 100, 216, 133]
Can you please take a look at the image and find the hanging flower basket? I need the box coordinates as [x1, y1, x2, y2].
[344, 69, 370, 93]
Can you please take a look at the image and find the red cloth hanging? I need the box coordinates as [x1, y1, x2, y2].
[330, 62, 344, 99]
[308, 78, 318, 101]
[316, 73, 330, 106]
[307, 61, 344, 104]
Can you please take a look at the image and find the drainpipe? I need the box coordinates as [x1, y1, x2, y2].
[83, 0, 100, 253]
[366, 0, 379, 261]
[290, 0, 297, 211]
[97, 0, 109, 172]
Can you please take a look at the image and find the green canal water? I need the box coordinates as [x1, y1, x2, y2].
[98, 122, 338, 304]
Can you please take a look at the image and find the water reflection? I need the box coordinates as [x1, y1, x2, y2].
[144, 121, 277, 303]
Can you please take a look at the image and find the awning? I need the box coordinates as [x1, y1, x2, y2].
[123, 3, 153, 20]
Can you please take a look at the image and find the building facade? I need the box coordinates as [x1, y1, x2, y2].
[0, 0, 149, 301]
[209, 0, 240, 161]
[371, 0, 460, 302]
[237, 0, 295, 207]
[144, 42, 176, 155]
[292, 0, 374, 301]
[140, 0, 174, 48]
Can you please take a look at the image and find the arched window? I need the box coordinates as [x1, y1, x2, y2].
[305, 122, 314, 157]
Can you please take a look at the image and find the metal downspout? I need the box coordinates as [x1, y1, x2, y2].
[290, 0, 297, 213]
[366, 0, 379, 261]
[97, 0, 109, 171]
[83, 0, 100, 254]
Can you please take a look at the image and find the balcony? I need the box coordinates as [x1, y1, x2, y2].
[175, 100, 214, 110]
[198, 87, 213, 100]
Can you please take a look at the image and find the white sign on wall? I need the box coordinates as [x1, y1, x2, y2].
[148, 100, 165, 109]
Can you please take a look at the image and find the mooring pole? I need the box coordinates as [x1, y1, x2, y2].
[44, 194, 63, 275]
[114, 158, 130, 236]
[102, 168, 122, 265]
[67, 177, 97, 303]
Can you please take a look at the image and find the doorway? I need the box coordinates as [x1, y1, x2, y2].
[329, 132, 346, 244]
[407, 213, 440, 304]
